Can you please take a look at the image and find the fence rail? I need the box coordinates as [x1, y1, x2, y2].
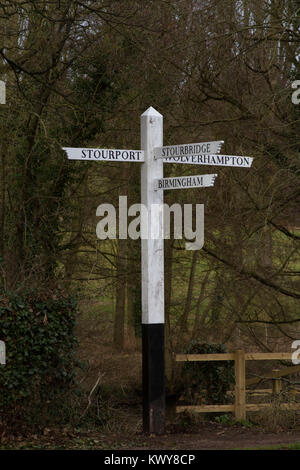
[175, 350, 300, 421]
[176, 352, 293, 362]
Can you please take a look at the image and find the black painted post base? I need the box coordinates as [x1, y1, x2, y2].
[142, 323, 165, 435]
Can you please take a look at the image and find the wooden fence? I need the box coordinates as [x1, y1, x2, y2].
[176, 350, 300, 421]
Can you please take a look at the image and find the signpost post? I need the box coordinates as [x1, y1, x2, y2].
[140, 107, 165, 435]
[63, 106, 253, 435]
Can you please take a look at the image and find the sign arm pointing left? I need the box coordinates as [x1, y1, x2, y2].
[63, 147, 145, 162]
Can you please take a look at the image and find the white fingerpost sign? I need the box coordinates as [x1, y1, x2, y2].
[63, 106, 254, 436]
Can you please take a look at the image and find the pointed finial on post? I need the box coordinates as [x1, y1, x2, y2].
[141, 106, 163, 118]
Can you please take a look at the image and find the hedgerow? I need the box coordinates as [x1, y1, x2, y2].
[0, 286, 79, 430]
[182, 341, 235, 405]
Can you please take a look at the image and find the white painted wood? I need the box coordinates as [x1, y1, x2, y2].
[163, 153, 253, 167]
[154, 140, 224, 159]
[155, 174, 217, 191]
[0, 81, 5, 104]
[62, 147, 144, 162]
[141, 107, 164, 325]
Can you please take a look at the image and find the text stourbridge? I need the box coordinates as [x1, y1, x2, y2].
[157, 141, 223, 158]
[163, 154, 253, 167]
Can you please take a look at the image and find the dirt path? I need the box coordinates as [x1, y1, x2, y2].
[2, 422, 300, 450]
[130, 425, 300, 450]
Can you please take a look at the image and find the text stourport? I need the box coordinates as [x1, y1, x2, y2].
[63, 147, 144, 162]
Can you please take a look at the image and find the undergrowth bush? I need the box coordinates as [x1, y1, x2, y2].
[182, 341, 235, 405]
[0, 286, 80, 432]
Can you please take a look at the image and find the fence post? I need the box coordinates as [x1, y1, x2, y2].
[235, 350, 246, 421]
[272, 369, 282, 395]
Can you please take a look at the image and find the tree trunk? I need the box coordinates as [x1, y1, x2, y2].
[176, 250, 198, 350]
[192, 270, 211, 339]
[113, 238, 126, 351]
